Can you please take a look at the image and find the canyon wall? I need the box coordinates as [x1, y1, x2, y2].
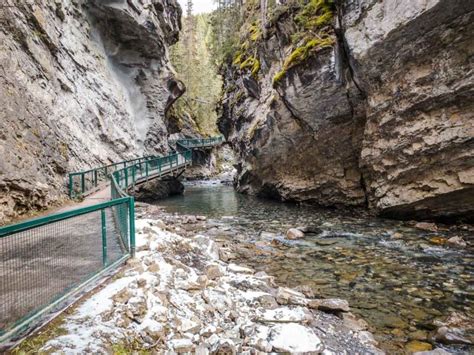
[0, 0, 183, 222]
[218, 0, 474, 221]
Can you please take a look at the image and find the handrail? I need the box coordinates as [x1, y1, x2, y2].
[0, 197, 132, 237]
[69, 136, 224, 199]
[176, 136, 224, 148]
[68, 155, 157, 198]
[110, 151, 192, 194]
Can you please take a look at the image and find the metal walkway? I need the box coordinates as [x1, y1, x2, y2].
[0, 136, 224, 347]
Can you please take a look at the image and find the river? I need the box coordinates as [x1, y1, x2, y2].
[159, 182, 473, 354]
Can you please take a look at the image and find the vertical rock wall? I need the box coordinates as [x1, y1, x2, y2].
[342, 0, 474, 221]
[0, 0, 183, 223]
[218, 0, 474, 221]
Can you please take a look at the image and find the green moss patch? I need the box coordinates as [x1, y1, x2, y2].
[273, 36, 334, 86]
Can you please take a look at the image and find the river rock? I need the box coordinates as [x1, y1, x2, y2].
[169, 338, 194, 353]
[434, 312, 474, 345]
[144, 321, 165, 341]
[112, 289, 132, 304]
[342, 312, 369, 331]
[256, 307, 312, 324]
[227, 263, 254, 274]
[446, 236, 467, 248]
[405, 340, 432, 353]
[435, 326, 472, 345]
[219, 248, 237, 262]
[206, 264, 224, 280]
[210, 338, 237, 354]
[39, 213, 383, 355]
[286, 228, 305, 240]
[275, 287, 307, 306]
[268, 324, 323, 353]
[309, 298, 350, 313]
[413, 349, 452, 355]
[415, 223, 438, 232]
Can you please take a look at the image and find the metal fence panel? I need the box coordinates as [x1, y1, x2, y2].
[0, 198, 134, 343]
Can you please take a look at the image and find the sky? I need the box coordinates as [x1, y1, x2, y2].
[178, 0, 217, 14]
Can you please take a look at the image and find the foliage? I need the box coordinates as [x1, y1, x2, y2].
[12, 318, 68, 354]
[294, 0, 334, 31]
[240, 56, 261, 77]
[170, 13, 223, 136]
[273, 36, 334, 85]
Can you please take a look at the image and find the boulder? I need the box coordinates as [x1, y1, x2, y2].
[275, 287, 307, 306]
[415, 223, 438, 232]
[308, 298, 350, 313]
[268, 324, 323, 353]
[286, 228, 305, 240]
[446, 236, 467, 248]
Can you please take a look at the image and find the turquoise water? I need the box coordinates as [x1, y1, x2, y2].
[159, 183, 473, 353]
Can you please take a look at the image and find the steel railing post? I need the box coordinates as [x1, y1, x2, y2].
[101, 209, 108, 266]
[129, 197, 135, 257]
[81, 173, 85, 196]
[69, 174, 73, 198]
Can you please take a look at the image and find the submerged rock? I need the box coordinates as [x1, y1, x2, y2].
[405, 340, 433, 353]
[413, 349, 452, 355]
[415, 223, 439, 232]
[286, 228, 305, 240]
[446, 236, 467, 248]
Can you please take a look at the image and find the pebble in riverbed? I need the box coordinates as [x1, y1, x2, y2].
[41, 215, 383, 354]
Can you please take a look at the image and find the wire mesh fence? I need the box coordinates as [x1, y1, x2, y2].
[0, 197, 134, 342]
[68, 156, 157, 199]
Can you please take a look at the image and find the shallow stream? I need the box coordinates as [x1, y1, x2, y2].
[159, 183, 473, 353]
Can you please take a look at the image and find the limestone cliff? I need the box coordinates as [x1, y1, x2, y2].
[218, 0, 474, 222]
[0, 0, 183, 222]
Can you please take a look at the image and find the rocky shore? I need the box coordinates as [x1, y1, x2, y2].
[36, 203, 382, 354]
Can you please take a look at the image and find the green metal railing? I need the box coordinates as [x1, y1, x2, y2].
[68, 156, 157, 199]
[111, 151, 192, 193]
[0, 197, 135, 344]
[176, 136, 224, 149]
[68, 137, 223, 199]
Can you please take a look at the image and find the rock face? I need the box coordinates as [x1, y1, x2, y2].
[218, 0, 474, 221]
[132, 176, 184, 202]
[344, 0, 474, 222]
[0, 0, 183, 223]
